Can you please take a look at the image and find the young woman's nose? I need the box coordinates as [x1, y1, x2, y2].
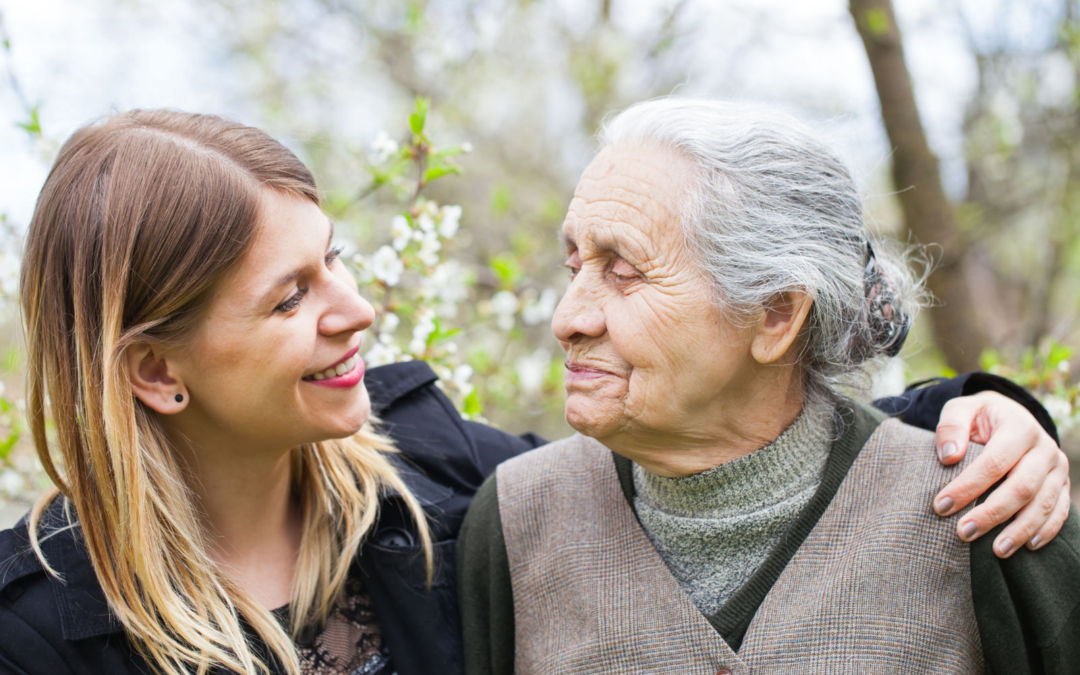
[551, 279, 605, 343]
[319, 272, 375, 336]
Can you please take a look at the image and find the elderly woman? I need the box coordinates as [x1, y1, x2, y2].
[0, 108, 1068, 674]
[458, 99, 1080, 674]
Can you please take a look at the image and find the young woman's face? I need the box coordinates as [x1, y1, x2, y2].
[170, 190, 375, 452]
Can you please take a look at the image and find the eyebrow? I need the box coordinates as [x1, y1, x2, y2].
[560, 229, 575, 251]
[260, 220, 335, 304]
[563, 228, 638, 263]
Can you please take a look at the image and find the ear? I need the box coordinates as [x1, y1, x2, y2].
[124, 342, 187, 414]
[750, 290, 814, 365]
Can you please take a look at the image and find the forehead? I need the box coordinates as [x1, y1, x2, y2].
[209, 192, 330, 307]
[561, 143, 694, 249]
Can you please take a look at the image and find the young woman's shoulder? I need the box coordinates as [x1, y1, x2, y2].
[366, 361, 544, 493]
[0, 502, 148, 674]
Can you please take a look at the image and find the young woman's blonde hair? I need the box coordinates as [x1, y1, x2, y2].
[19, 109, 433, 674]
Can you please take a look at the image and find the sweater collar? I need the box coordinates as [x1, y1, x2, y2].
[631, 398, 833, 517]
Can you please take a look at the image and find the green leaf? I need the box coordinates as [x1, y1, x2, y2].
[405, 2, 424, 32]
[978, 349, 1003, 372]
[3, 346, 19, 373]
[0, 432, 17, 460]
[865, 8, 890, 36]
[16, 106, 41, 137]
[432, 146, 465, 159]
[463, 388, 483, 418]
[541, 195, 566, 222]
[490, 185, 513, 216]
[422, 164, 459, 182]
[409, 97, 430, 137]
[489, 254, 523, 288]
[1047, 341, 1072, 367]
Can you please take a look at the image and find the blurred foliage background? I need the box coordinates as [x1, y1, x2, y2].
[0, 0, 1077, 524]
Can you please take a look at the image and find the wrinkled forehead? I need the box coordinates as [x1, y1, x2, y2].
[560, 143, 695, 252]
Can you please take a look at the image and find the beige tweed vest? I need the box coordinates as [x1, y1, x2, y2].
[496, 418, 985, 674]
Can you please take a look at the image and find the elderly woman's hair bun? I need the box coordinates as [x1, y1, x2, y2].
[599, 98, 929, 404]
[864, 242, 911, 358]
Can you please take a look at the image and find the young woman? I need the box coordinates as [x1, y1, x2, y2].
[0, 109, 1069, 675]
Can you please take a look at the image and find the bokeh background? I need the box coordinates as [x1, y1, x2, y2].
[1, 0, 1078, 526]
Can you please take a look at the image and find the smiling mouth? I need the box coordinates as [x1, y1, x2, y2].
[564, 362, 618, 378]
[303, 349, 361, 381]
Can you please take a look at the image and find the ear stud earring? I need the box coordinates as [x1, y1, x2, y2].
[175, 394, 184, 403]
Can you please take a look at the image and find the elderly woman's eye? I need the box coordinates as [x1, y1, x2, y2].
[563, 251, 583, 279]
[609, 260, 640, 283]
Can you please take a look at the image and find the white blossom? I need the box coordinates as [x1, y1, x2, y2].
[516, 349, 551, 395]
[451, 364, 475, 396]
[371, 245, 404, 286]
[370, 131, 399, 164]
[365, 341, 400, 368]
[0, 249, 18, 300]
[417, 211, 436, 234]
[491, 290, 519, 331]
[461, 141, 474, 153]
[351, 253, 375, 284]
[1058, 360, 1070, 374]
[421, 261, 468, 315]
[391, 215, 412, 251]
[438, 204, 462, 239]
[869, 357, 907, 399]
[410, 309, 437, 354]
[522, 287, 559, 325]
[381, 311, 400, 335]
[1041, 395, 1075, 433]
[0, 469, 25, 497]
[418, 231, 441, 267]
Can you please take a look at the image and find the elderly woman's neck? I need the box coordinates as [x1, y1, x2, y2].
[610, 377, 808, 478]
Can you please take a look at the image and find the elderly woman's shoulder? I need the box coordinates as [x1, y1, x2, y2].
[498, 433, 608, 472]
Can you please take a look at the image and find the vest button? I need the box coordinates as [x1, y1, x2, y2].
[716, 670, 733, 675]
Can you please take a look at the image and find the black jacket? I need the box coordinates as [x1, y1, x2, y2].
[0, 363, 1056, 674]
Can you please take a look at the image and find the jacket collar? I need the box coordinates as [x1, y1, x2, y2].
[365, 360, 438, 416]
[1, 499, 124, 640]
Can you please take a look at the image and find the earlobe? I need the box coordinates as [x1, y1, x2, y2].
[125, 343, 187, 414]
[751, 291, 814, 365]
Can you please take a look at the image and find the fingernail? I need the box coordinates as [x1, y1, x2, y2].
[1030, 534, 1043, 549]
[996, 537, 1015, 557]
[939, 441, 959, 461]
[960, 520, 978, 540]
[934, 496, 954, 515]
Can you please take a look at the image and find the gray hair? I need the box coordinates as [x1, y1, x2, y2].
[599, 98, 927, 404]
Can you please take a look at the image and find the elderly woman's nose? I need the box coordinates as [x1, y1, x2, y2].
[551, 284, 605, 342]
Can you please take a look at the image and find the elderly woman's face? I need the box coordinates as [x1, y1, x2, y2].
[552, 144, 762, 446]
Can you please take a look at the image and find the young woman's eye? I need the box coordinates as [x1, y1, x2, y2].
[325, 245, 344, 267]
[275, 289, 307, 313]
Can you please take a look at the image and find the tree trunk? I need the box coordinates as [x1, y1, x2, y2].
[850, 0, 987, 371]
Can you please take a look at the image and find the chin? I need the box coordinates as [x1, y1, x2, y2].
[318, 399, 372, 442]
[564, 398, 619, 440]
